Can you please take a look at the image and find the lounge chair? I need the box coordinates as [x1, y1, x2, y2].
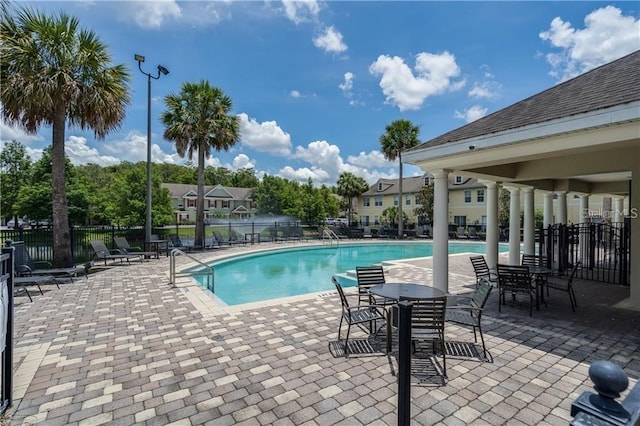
[12, 241, 87, 282]
[169, 234, 194, 252]
[90, 239, 143, 266]
[113, 236, 157, 259]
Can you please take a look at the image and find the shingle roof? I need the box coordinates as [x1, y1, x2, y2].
[361, 174, 482, 196]
[162, 183, 253, 200]
[407, 50, 640, 150]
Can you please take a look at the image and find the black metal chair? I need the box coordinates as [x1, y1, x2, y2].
[497, 264, 537, 316]
[469, 256, 497, 287]
[522, 253, 549, 295]
[545, 262, 581, 312]
[410, 296, 448, 376]
[355, 265, 392, 306]
[332, 277, 386, 357]
[446, 279, 493, 359]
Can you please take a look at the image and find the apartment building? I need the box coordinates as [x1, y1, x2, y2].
[162, 183, 255, 224]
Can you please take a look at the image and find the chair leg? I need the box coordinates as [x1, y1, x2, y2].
[472, 326, 478, 343]
[344, 323, 352, 357]
[478, 324, 487, 359]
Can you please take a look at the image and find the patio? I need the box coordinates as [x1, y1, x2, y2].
[6, 242, 640, 425]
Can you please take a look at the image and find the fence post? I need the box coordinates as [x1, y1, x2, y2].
[397, 301, 412, 426]
[1, 247, 14, 413]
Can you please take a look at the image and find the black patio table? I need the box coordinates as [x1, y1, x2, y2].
[369, 283, 446, 353]
[527, 265, 553, 308]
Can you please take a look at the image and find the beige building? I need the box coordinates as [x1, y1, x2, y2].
[162, 183, 255, 224]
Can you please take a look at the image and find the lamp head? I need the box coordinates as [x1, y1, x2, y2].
[158, 65, 169, 75]
[134, 54, 145, 62]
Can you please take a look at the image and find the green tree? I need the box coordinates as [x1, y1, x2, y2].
[379, 119, 420, 238]
[414, 180, 434, 225]
[381, 206, 408, 227]
[336, 172, 369, 226]
[0, 140, 31, 227]
[1, 8, 130, 267]
[161, 80, 240, 247]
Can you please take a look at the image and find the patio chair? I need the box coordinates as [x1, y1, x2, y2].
[12, 241, 87, 282]
[497, 264, 537, 316]
[410, 296, 448, 377]
[470, 256, 497, 287]
[545, 262, 580, 312]
[522, 253, 550, 295]
[90, 239, 143, 266]
[332, 277, 386, 357]
[456, 226, 468, 239]
[355, 265, 393, 307]
[445, 278, 493, 359]
[113, 236, 157, 259]
[14, 275, 58, 302]
[168, 234, 193, 252]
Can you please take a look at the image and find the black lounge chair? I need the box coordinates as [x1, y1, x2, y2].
[90, 239, 143, 266]
[113, 236, 157, 259]
[13, 241, 87, 282]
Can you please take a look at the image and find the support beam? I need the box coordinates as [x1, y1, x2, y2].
[523, 187, 535, 255]
[557, 191, 567, 224]
[543, 192, 554, 228]
[433, 171, 449, 294]
[483, 180, 499, 270]
[507, 186, 521, 265]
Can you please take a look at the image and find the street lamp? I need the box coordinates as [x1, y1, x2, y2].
[134, 54, 169, 243]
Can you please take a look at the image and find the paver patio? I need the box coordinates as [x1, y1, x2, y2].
[6, 241, 640, 425]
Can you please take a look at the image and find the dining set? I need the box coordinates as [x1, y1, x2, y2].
[332, 265, 494, 380]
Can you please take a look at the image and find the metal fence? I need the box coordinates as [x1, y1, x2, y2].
[0, 221, 306, 265]
[539, 220, 630, 285]
[0, 248, 14, 415]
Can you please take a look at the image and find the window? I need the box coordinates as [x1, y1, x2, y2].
[477, 189, 485, 203]
[454, 216, 467, 227]
[187, 199, 196, 208]
[222, 200, 229, 209]
[375, 196, 383, 207]
[363, 197, 370, 207]
[361, 216, 370, 226]
[455, 176, 463, 184]
[377, 182, 383, 191]
[405, 195, 411, 206]
[424, 176, 430, 186]
[394, 196, 399, 206]
[464, 190, 471, 203]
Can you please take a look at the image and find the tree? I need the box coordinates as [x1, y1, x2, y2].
[1, 8, 130, 267]
[379, 119, 420, 238]
[414, 181, 434, 225]
[336, 172, 369, 226]
[0, 140, 31, 227]
[161, 80, 240, 247]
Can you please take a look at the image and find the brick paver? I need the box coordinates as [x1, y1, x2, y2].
[6, 241, 640, 425]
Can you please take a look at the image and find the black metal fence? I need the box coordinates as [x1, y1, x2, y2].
[0, 248, 14, 415]
[0, 220, 305, 265]
[539, 220, 630, 285]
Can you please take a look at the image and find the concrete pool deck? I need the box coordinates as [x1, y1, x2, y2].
[7, 240, 640, 425]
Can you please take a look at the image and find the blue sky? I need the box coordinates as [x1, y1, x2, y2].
[2, 1, 639, 186]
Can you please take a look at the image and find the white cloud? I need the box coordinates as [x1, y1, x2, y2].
[454, 105, 488, 123]
[281, 0, 320, 25]
[278, 165, 330, 183]
[539, 6, 640, 81]
[0, 120, 45, 144]
[294, 140, 342, 177]
[347, 150, 395, 168]
[339, 72, 354, 97]
[468, 66, 501, 99]
[290, 90, 301, 98]
[65, 136, 121, 166]
[101, 131, 182, 165]
[237, 113, 292, 156]
[125, 0, 182, 29]
[232, 153, 256, 170]
[369, 51, 466, 111]
[313, 26, 348, 53]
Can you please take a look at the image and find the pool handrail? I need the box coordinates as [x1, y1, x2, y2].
[169, 248, 215, 292]
[322, 228, 340, 247]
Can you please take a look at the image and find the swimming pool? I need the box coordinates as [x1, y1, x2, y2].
[192, 241, 507, 306]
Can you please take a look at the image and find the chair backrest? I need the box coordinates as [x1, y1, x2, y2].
[113, 236, 131, 251]
[10, 242, 33, 273]
[566, 261, 581, 283]
[497, 264, 532, 291]
[90, 239, 110, 259]
[521, 254, 547, 268]
[150, 234, 160, 241]
[356, 266, 385, 303]
[470, 256, 491, 280]
[169, 234, 183, 247]
[471, 279, 493, 319]
[411, 296, 447, 335]
[332, 276, 350, 309]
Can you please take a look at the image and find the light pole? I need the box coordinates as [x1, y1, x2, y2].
[134, 54, 169, 243]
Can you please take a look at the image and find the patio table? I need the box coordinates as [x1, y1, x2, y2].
[527, 265, 552, 308]
[145, 240, 169, 258]
[369, 283, 445, 353]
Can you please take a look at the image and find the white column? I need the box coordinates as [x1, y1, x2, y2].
[483, 180, 499, 270]
[557, 191, 567, 224]
[614, 197, 624, 223]
[543, 193, 554, 228]
[523, 187, 535, 255]
[507, 186, 521, 265]
[433, 170, 449, 294]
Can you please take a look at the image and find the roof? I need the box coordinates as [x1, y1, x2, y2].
[162, 183, 253, 200]
[361, 174, 482, 196]
[407, 50, 640, 151]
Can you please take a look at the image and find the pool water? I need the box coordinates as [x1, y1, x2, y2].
[193, 242, 506, 306]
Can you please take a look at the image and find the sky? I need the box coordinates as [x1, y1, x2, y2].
[1, 1, 639, 187]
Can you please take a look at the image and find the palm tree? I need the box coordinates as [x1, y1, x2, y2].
[0, 8, 130, 267]
[379, 119, 420, 239]
[336, 172, 369, 227]
[161, 80, 240, 248]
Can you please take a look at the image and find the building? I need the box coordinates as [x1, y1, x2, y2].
[162, 183, 255, 224]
